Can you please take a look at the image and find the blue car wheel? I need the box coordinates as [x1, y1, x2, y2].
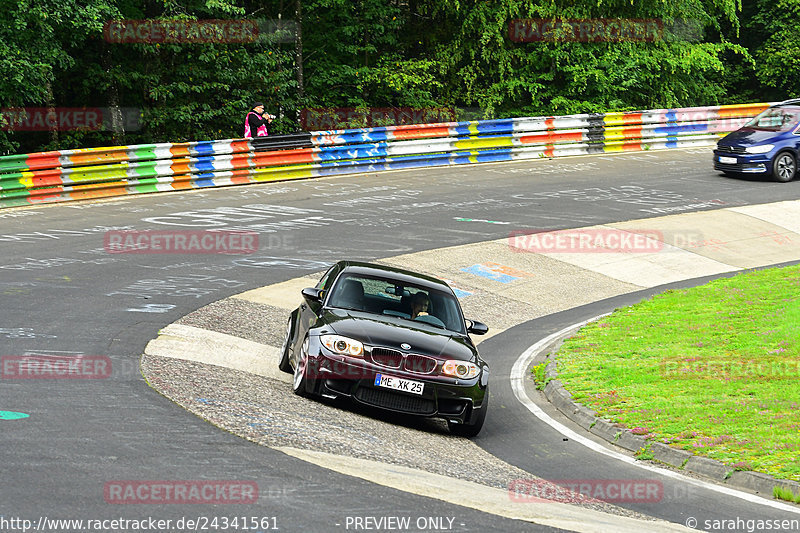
[773, 151, 797, 183]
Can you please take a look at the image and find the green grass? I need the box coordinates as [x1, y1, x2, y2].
[634, 443, 655, 461]
[555, 264, 800, 481]
[774, 486, 800, 504]
[531, 362, 549, 390]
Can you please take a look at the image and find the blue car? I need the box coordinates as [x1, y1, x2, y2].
[714, 100, 800, 182]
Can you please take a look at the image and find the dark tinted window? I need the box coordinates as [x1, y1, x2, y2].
[328, 274, 466, 334]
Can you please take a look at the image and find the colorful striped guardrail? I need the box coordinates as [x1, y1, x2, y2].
[0, 102, 770, 209]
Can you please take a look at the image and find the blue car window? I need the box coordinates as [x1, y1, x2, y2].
[745, 108, 800, 132]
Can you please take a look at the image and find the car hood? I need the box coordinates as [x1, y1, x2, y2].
[320, 309, 476, 361]
[719, 128, 779, 146]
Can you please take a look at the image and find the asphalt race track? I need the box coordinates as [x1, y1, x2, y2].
[2, 148, 800, 532]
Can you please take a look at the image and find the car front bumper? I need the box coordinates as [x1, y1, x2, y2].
[302, 342, 487, 425]
[713, 150, 771, 174]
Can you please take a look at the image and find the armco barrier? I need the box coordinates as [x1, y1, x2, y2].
[0, 102, 770, 209]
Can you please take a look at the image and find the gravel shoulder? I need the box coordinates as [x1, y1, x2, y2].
[141, 295, 656, 521]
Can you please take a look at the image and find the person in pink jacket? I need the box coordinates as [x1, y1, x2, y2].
[243, 102, 273, 137]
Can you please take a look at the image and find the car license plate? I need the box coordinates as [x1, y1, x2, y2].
[374, 373, 424, 395]
[719, 156, 737, 164]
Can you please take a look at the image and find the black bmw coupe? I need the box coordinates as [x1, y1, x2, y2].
[279, 261, 490, 437]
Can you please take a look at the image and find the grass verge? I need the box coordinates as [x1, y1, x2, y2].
[554, 264, 800, 481]
[774, 486, 800, 504]
[531, 362, 549, 390]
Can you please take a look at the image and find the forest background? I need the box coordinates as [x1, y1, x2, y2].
[1, 0, 797, 154]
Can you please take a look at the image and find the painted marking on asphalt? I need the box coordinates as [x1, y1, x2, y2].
[454, 217, 510, 225]
[0, 328, 57, 340]
[0, 411, 30, 420]
[461, 262, 534, 284]
[510, 319, 800, 515]
[127, 304, 176, 313]
[441, 278, 474, 298]
[462, 264, 517, 283]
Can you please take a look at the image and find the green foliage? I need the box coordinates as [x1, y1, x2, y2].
[1, 0, 295, 153]
[0, 0, 121, 152]
[1, 0, 797, 154]
[748, 0, 800, 98]
[773, 486, 800, 504]
[531, 362, 549, 390]
[417, 0, 748, 116]
[634, 444, 654, 461]
[300, 0, 442, 110]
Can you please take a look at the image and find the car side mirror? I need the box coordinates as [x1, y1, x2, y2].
[466, 320, 488, 335]
[301, 287, 323, 303]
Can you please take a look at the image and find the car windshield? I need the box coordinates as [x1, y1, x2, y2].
[327, 273, 466, 334]
[743, 108, 800, 132]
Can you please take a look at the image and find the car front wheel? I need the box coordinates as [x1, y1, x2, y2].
[448, 393, 488, 437]
[292, 337, 311, 396]
[278, 319, 293, 374]
[773, 152, 797, 183]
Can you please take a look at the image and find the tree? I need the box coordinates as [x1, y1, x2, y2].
[0, 0, 120, 153]
[747, 0, 800, 99]
[2, 0, 789, 155]
[299, 0, 445, 128]
[415, 0, 748, 117]
[1, 0, 298, 153]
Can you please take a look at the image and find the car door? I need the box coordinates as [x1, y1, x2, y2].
[794, 123, 800, 152]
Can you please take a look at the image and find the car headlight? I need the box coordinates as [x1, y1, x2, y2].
[441, 360, 480, 379]
[321, 334, 364, 357]
[745, 144, 774, 154]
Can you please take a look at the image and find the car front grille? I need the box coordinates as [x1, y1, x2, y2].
[404, 354, 438, 374]
[355, 386, 436, 415]
[716, 145, 747, 154]
[370, 347, 438, 375]
[370, 347, 403, 368]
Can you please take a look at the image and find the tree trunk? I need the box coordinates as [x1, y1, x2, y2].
[295, 0, 304, 127]
[45, 79, 59, 147]
[103, 42, 125, 145]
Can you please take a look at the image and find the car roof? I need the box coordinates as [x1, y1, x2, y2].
[772, 99, 800, 110]
[335, 260, 454, 292]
